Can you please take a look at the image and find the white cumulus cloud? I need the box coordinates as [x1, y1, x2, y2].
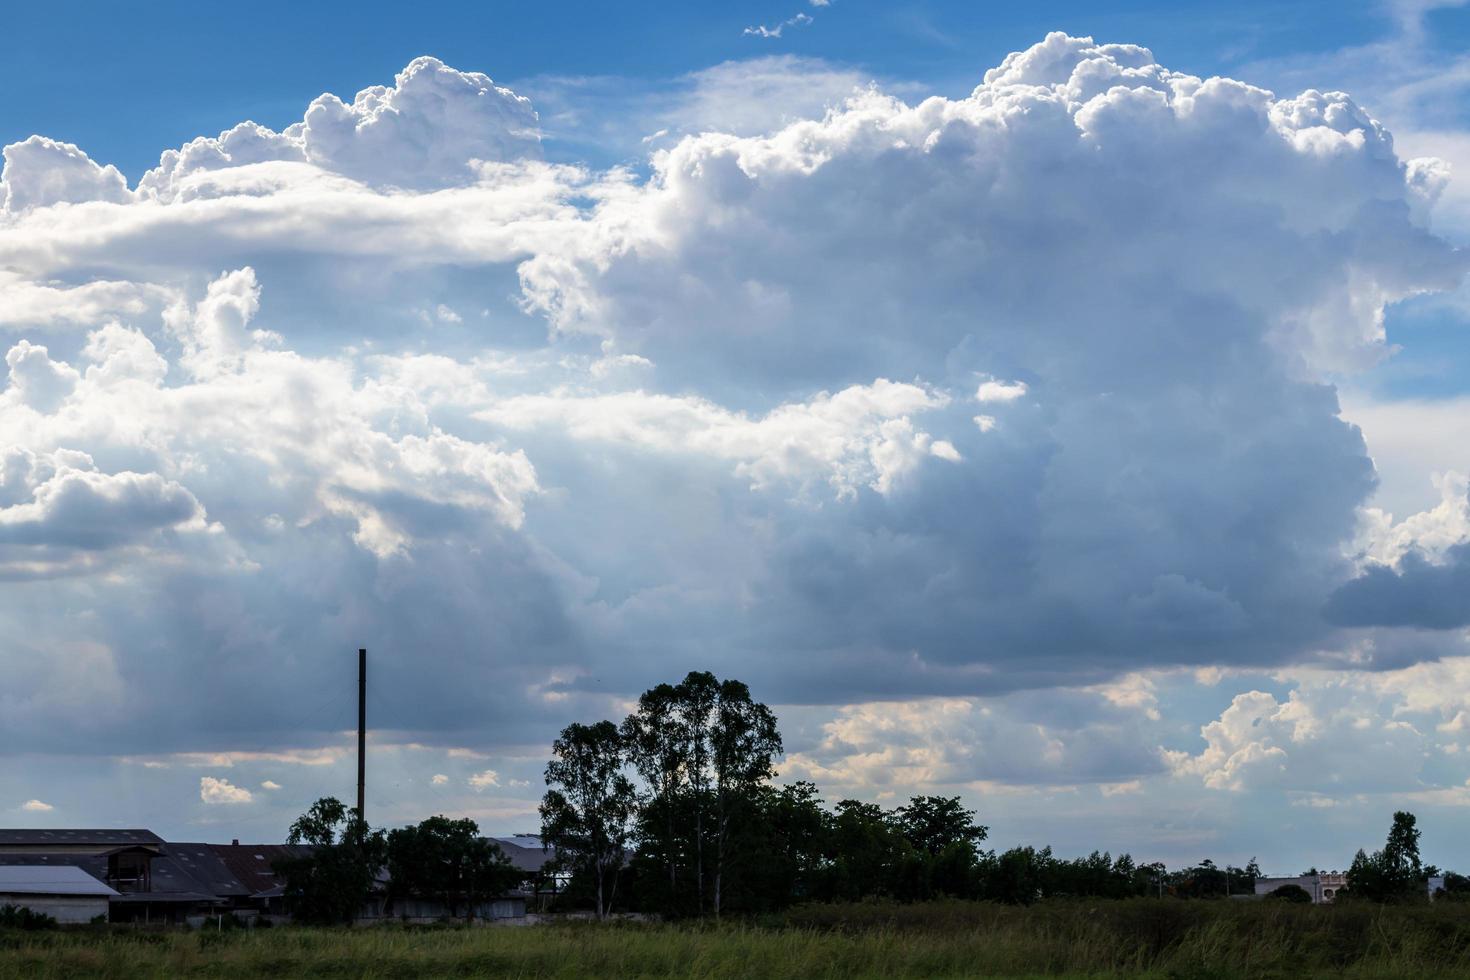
[199, 776, 253, 804]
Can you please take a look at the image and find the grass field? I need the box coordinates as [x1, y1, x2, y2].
[6, 899, 1470, 978]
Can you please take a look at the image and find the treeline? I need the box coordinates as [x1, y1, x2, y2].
[538, 671, 1264, 917]
[275, 799, 520, 925]
[274, 671, 1464, 924]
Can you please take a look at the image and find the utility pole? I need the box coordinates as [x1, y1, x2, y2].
[356, 648, 367, 823]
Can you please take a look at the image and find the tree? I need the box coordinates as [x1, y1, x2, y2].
[710, 677, 782, 917]
[671, 671, 719, 914]
[385, 815, 519, 920]
[895, 796, 988, 858]
[1436, 872, 1470, 901]
[821, 799, 907, 901]
[986, 845, 1053, 905]
[1382, 811, 1423, 882]
[541, 720, 637, 920]
[622, 682, 691, 903]
[275, 797, 386, 925]
[892, 796, 987, 899]
[1345, 811, 1427, 902]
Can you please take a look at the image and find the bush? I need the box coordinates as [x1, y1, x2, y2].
[1266, 884, 1313, 903]
[0, 904, 58, 930]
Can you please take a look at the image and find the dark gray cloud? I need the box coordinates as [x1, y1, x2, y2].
[1325, 542, 1470, 629]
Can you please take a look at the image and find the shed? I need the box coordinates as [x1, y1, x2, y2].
[0, 865, 118, 923]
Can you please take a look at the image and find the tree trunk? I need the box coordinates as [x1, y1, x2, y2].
[666, 789, 677, 896]
[596, 867, 605, 921]
[714, 808, 726, 919]
[695, 798, 704, 915]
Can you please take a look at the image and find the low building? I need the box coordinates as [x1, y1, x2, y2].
[491, 835, 567, 908]
[0, 830, 251, 924]
[0, 865, 119, 923]
[0, 829, 537, 926]
[209, 841, 315, 921]
[1254, 872, 1347, 902]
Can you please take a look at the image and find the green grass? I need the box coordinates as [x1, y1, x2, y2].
[6, 900, 1470, 978]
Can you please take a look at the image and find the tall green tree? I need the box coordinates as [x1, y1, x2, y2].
[1346, 811, 1426, 902]
[275, 797, 386, 925]
[622, 682, 691, 900]
[710, 677, 782, 917]
[1383, 811, 1423, 882]
[385, 815, 519, 920]
[541, 720, 638, 919]
[672, 670, 720, 913]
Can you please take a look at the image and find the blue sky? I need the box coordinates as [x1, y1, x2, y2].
[4, 1, 1470, 875]
[2, 1, 1453, 177]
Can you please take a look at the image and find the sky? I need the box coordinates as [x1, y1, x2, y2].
[4, 0, 1470, 875]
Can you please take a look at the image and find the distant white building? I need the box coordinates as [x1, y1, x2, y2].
[1257, 872, 1447, 902]
[0, 865, 119, 923]
[1254, 872, 1348, 903]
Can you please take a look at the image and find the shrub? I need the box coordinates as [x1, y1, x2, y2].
[0, 904, 58, 930]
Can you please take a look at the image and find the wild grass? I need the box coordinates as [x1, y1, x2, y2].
[5, 899, 1470, 978]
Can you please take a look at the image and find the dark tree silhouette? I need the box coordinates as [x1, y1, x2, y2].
[385, 815, 518, 920]
[276, 797, 385, 925]
[541, 720, 637, 920]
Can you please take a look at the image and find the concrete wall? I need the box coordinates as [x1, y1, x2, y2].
[0, 893, 108, 923]
[359, 895, 528, 924]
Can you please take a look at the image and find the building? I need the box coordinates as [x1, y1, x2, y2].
[1256, 872, 1454, 903]
[1254, 873, 1348, 903]
[491, 834, 567, 908]
[0, 865, 119, 923]
[209, 841, 316, 920]
[0, 828, 535, 925]
[0, 830, 299, 925]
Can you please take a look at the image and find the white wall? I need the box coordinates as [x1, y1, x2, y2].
[0, 893, 108, 924]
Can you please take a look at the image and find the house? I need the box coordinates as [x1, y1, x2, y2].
[0, 866, 118, 923]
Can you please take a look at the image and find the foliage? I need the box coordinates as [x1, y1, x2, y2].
[894, 796, 988, 858]
[541, 719, 638, 919]
[1437, 872, 1470, 902]
[1344, 811, 1428, 902]
[1165, 857, 1260, 898]
[1266, 883, 1313, 903]
[709, 677, 783, 916]
[0, 905, 56, 930]
[619, 671, 784, 917]
[274, 796, 386, 925]
[385, 815, 519, 920]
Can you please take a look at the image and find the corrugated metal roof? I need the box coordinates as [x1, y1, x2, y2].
[0, 852, 111, 878]
[161, 844, 251, 897]
[0, 865, 118, 896]
[489, 837, 558, 873]
[209, 844, 313, 898]
[0, 829, 163, 846]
